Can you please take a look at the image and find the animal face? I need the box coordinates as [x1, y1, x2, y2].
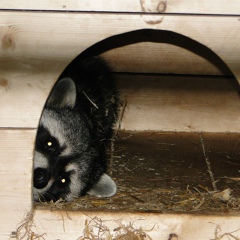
[33, 108, 91, 201]
[33, 78, 116, 202]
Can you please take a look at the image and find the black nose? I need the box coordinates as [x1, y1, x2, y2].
[34, 168, 50, 189]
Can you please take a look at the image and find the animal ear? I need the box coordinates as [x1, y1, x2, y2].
[88, 174, 117, 198]
[46, 78, 76, 109]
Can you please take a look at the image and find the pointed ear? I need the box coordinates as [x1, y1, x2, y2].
[88, 174, 117, 198]
[46, 78, 76, 109]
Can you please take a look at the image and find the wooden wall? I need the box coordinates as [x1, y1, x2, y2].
[0, 0, 239, 14]
[0, 1, 239, 239]
[0, 11, 239, 129]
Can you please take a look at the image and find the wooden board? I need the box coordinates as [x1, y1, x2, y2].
[0, 0, 239, 15]
[102, 42, 225, 75]
[1, 69, 239, 132]
[0, 60, 57, 128]
[0, 11, 239, 130]
[0, 130, 34, 239]
[0, 12, 239, 79]
[118, 74, 240, 132]
[31, 210, 240, 239]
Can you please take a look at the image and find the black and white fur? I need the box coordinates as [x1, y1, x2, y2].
[33, 56, 119, 202]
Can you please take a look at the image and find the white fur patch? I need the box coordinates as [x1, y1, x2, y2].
[65, 163, 82, 201]
[40, 109, 72, 156]
[33, 151, 48, 169]
[88, 174, 117, 198]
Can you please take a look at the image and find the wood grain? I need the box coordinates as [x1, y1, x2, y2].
[0, 130, 34, 239]
[0, 11, 239, 130]
[0, 0, 239, 15]
[0, 70, 239, 132]
[117, 74, 240, 132]
[32, 210, 240, 239]
[0, 12, 239, 79]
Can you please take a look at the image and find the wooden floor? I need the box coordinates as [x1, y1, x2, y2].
[110, 131, 240, 213]
[35, 131, 240, 214]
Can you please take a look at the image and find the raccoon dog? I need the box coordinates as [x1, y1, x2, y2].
[33, 56, 119, 202]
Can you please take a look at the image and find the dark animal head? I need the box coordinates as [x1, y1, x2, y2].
[33, 78, 116, 201]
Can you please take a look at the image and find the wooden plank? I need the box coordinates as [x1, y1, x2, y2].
[1, 69, 240, 132]
[0, 0, 239, 15]
[0, 12, 239, 79]
[32, 210, 240, 239]
[0, 129, 34, 240]
[102, 42, 224, 75]
[0, 11, 239, 129]
[118, 74, 240, 132]
[0, 60, 58, 128]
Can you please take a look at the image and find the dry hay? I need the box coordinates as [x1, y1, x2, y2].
[35, 184, 240, 213]
[77, 217, 153, 240]
[10, 210, 46, 240]
[12, 209, 240, 240]
[212, 224, 240, 240]
[12, 211, 153, 240]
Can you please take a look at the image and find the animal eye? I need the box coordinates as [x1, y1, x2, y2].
[44, 138, 58, 152]
[58, 176, 68, 185]
[47, 141, 53, 148]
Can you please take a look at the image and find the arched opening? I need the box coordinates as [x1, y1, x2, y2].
[34, 29, 240, 213]
[59, 29, 234, 77]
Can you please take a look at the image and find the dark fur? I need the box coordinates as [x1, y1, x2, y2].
[67, 56, 119, 139]
[33, 56, 119, 201]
